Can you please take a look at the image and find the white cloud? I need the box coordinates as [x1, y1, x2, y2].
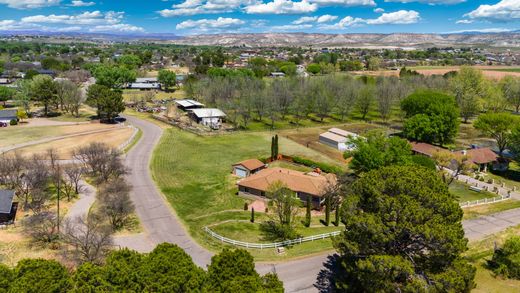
[384, 0, 465, 4]
[89, 24, 145, 33]
[374, 8, 384, 13]
[159, 0, 258, 17]
[293, 14, 337, 24]
[176, 17, 245, 30]
[69, 0, 95, 7]
[366, 10, 420, 24]
[21, 11, 125, 25]
[0, 0, 61, 9]
[5, 11, 145, 33]
[309, 0, 375, 6]
[465, 0, 520, 22]
[445, 28, 515, 34]
[323, 10, 420, 29]
[245, 0, 318, 14]
[270, 24, 313, 30]
[456, 19, 473, 24]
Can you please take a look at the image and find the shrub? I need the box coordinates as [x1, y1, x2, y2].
[244, 202, 248, 211]
[9, 119, 17, 126]
[292, 156, 342, 174]
[488, 236, 520, 279]
[411, 155, 436, 170]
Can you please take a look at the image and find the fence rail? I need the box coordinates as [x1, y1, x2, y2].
[460, 194, 511, 208]
[203, 226, 341, 249]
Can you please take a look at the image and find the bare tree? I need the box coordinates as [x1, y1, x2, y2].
[355, 85, 375, 120]
[61, 211, 114, 265]
[97, 179, 135, 230]
[74, 143, 127, 184]
[376, 77, 398, 122]
[336, 78, 359, 121]
[24, 211, 60, 243]
[63, 163, 85, 196]
[267, 181, 300, 227]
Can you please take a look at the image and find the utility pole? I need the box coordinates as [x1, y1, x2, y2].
[56, 162, 60, 234]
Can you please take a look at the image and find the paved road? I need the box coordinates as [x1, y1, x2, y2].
[463, 207, 520, 241]
[64, 181, 96, 220]
[115, 115, 213, 267]
[116, 115, 520, 293]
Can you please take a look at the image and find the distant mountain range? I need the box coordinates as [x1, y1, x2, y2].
[170, 32, 520, 48]
[1, 31, 519, 48]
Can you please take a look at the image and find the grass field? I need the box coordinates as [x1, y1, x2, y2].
[485, 68, 520, 73]
[449, 181, 497, 203]
[465, 225, 520, 292]
[463, 200, 520, 220]
[211, 221, 342, 243]
[0, 123, 118, 149]
[10, 126, 134, 159]
[150, 127, 346, 260]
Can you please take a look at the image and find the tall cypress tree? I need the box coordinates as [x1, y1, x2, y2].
[325, 196, 330, 226]
[270, 136, 275, 160]
[334, 204, 340, 227]
[305, 196, 311, 227]
[274, 134, 279, 158]
[251, 208, 255, 223]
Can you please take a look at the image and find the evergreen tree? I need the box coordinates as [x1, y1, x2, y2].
[325, 196, 330, 226]
[305, 196, 311, 227]
[334, 205, 340, 227]
[251, 208, 255, 223]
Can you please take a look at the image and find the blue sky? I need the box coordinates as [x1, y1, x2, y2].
[0, 0, 518, 35]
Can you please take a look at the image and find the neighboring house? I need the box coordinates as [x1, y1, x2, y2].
[0, 109, 17, 124]
[457, 148, 508, 172]
[189, 108, 226, 129]
[0, 78, 11, 85]
[411, 142, 509, 172]
[237, 167, 337, 209]
[37, 69, 56, 77]
[319, 128, 359, 151]
[270, 72, 286, 78]
[129, 82, 161, 90]
[135, 77, 158, 84]
[232, 159, 266, 178]
[0, 190, 18, 225]
[410, 142, 445, 157]
[175, 99, 205, 111]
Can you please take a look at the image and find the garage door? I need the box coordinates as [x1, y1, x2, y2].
[235, 168, 248, 178]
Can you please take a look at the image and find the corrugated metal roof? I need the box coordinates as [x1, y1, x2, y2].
[0, 190, 15, 214]
[175, 99, 205, 108]
[320, 132, 347, 143]
[190, 108, 226, 118]
[0, 109, 17, 119]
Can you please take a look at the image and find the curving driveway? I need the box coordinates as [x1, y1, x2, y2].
[117, 115, 520, 293]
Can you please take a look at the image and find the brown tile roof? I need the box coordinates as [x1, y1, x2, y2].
[237, 167, 336, 197]
[233, 159, 265, 171]
[410, 142, 446, 157]
[457, 148, 498, 165]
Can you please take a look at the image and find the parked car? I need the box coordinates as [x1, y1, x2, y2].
[0, 122, 7, 127]
[114, 116, 127, 123]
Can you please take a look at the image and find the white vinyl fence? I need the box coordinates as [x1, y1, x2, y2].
[460, 194, 511, 208]
[204, 226, 341, 249]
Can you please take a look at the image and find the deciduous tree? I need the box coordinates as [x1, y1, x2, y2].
[474, 112, 518, 155]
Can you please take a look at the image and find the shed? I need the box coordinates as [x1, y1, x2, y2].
[319, 132, 347, 150]
[175, 99, 205, 111]
[189, 108, 226, 129]
[0, 190, 18, 225]
[0, 109, 17, 124]
[135, 77, 158, 83]
[129, 83, 161, 90]
[232, 159, 266, 178]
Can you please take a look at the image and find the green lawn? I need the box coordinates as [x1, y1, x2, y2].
[465, 225, 520, 292]
[150, 127, 345, 260]
[210, 221, 342, 243]
[449, 181, 497, 203]
[463, 200, 520, 220]
[485, 68, 520, 73]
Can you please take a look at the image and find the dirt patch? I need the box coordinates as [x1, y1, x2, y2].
[353, 66, 520, 80]
[10, 126, 134, 159]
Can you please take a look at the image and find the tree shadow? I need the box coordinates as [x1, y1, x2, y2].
[315, 254, 341, 293]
